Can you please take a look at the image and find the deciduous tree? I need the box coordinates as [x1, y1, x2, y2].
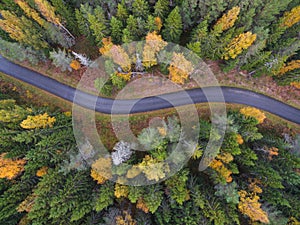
[223, 32, 257, 60]
[0, 153, 26, 179]
[168, 52, 193, 84]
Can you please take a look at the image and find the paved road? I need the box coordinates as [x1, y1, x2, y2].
[0, 55, 300, 124]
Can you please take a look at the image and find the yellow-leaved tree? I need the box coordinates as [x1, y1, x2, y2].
[0, 153, 26, 179]
[223, 32, 257, 60]
[20, 113, 56, 129]
[90, 157, 112, 183]
[240, 107, 266, 124]
[280, 5, 300, 28]
[34, 0, 74, 38]
[214, 6, 240, 31]
[238, 190, 269, 224]
[143, 32, 167, 68]
[278, 60, 300, 75]
[168, 52, 194, 84]
[209, 158, 233, 183]
[15, 0, 46, 27]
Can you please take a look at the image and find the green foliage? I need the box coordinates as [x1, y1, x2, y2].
[50, 0, 78, 35]
[179, 0, 199, 30]
[143, 184, 163, 213]
[75, 3, 94, 42]
[87, 6, 108, 47]
[162, 6, 183, 43]
[116, 2, 128, 22]
[165, 169, 189, 205]
[110, 16, 123, 44]
[94, 182, 114, 212]
[132, 0, 149, 19]
[154, 0, 169, 19]
[214, 182, 239, 204]
[49, 48, 72, 72]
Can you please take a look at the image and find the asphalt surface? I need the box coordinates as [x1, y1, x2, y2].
[0, 55, 300, 124]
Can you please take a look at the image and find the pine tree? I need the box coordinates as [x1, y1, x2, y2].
[154, 0, 169, 19]
[75, 4, 94, 41]
[132, 0, 149, 19]
[123, 15, 139, 42]
[87, 6, 108, 46]
[198, 0, 229, 22]
[110, 16, 123, 44]
[180, 0, 199, 30]
[162, 7, 183, 43]
[0, 10, 48, 49]
[49, 48, 73, 72]
[116, 2, 129, 23]
[253, 0, 293, 28]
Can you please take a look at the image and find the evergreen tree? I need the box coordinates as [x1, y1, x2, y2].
[180, 0, 199, 30]
[116, 1, 129, 23]
[110, 16, 123, 44]
[162, 6, 183, 43]
[132, 0, 150, 19]
[198, 0, 229, 22]
[154, 0, 169, 19]
[123, 15, 139, 42]
[253, 0, 293, 28]
[75, 4, 94, 42]
[87, 6, 109, 47]
[50, 0, 78, 35]
[49, 48, 73, 72]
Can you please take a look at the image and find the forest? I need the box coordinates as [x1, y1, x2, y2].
[0, 0, 300, 224]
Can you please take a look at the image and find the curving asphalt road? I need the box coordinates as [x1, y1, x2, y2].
[0, 55, 300, 124]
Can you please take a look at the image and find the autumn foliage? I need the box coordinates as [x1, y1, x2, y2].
[215, 6, 240, 31]
[240, 107, 266, 124]
[210, 159, 233, 183]
[238, 190, 269, 224]
[278, 60, 300, 75]
[280, 5, 300, 28]
[20, 113, 56, 129]
[0, 153, 26, 180]
[168, 52, 194, 84]
[143, 32, 167, 68]
[223, 32, 257, 60]
[70, 60, 81, 70]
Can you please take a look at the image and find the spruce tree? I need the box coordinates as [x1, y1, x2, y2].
[154, 0, 169, 19]
[75, 4, 94, 42]
[116, 1, 129, 23]
[50, 0, 78, 35]
[87, 6, 108, 47]
[132, 0, 150, 19]
[180, 0, 199, 30]
[110, 16, 123, 44]
[162, 6, 183, 43]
